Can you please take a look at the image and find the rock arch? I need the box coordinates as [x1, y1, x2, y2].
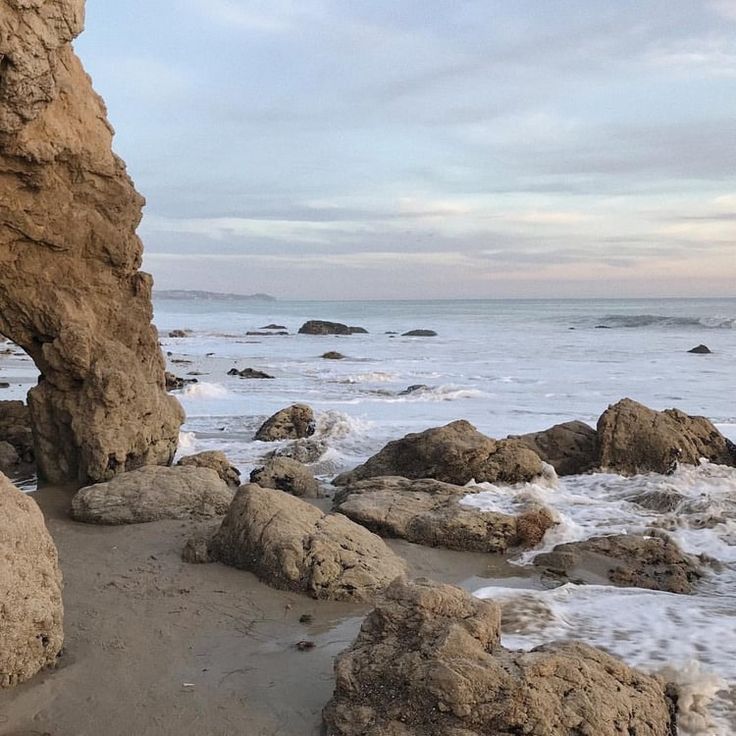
[0, 0, 184, 484]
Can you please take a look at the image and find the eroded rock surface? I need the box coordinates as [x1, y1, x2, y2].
[71, 466, 233, 525]
[0, 473, 63, 688]
[255, 404, 315, 441]
[299, 321, 367, 335]
[510, 420, 597, 475]
[597, 398, 735, 475]
[203, 484, 405, 601]
[323, 578, 676, 736]
[334, 477, 554, 552]
[250, 457, 320, 498]
[177, 450, 241, 489]
[0, 400, 33, 464]
[333, 420, 544, 486]
[0, 0, 184, 483]
[533, 533, 703, 593]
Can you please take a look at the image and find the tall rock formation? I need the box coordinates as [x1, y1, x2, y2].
[0, 0, 184, 483]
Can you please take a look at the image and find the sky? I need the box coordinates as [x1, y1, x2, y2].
[75, 0, 736, 299]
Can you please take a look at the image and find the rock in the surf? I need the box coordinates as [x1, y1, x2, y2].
[401, 329, 437, 336]
[177, 450, 241, 489]
[272, 438, 328, 464]
[597, 398, 736, 475]
[688, 344, 711, 354]
[255, 404, 316, 441]
[71, 466, 233, 525]
[204, 484, 405, 601]
[0, 473, 64, 688]
[533, 533, 703, 593]
[165, 372, 197, 391]
[250, 457, 321, 498]
[333, 476, 554, 552]
[322, 578, 676, 736]
[298, 320, 367, 335]
[168, 329, 189, 338]
[510, 420, 597, 476]
[227, 367, 274, 379]
[333, 420, 544, 486]
[322, 351, 345, 360]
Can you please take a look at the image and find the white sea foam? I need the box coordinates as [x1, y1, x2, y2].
[181, 382, 230, 399]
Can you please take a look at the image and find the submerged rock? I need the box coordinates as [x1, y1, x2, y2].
[0, 474, 63, 688]
[333, 420, 544, 486]
[322, 351, 345, 360]
[0, 2, 184, 484]
[510, 420, 597, 476]
[226, 367, 274, 379]
[71, 466, 234, 525]
[177, 450, 241, 489]
[168, 330, 189, 338]
[688, 344, 712, 354]
[323, 578, 676, 736]
[533, 533, 703, 593]
[200, 484, 405, 601]
[255, 404, 316, 441]
[261, 324, 287, 330]
[299, 321, 367, 335]
[401, 329, 437, 336]
[398, 384, 429, 395]
[250, 457, 321, 498]
[165, 372, 198, 391]
[333, 476, 554, 552]
[597, 398, 736, 475]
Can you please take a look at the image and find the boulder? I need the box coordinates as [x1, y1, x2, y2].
[250, 457, 321, 498]
[0, 400, 34, 463]
[0, 441, 20, 470]
[322, 351, 345, 360]
[333, 420, 544, 486]
[688, 344, 711, 354]
[271, 438, 327, 464]
[202, 484, 405, 601]
[177, 450, 241, 489]
[0, 3, 184, 484]
[168, 330, 189, 338]
[226, 367, 274, 379]
[628, 488, 686, 513]
[401, 329, 437, 336]
[299, 321, 367, 335]
[0, 474, 64, 688]
[597, 398, 736, 475]
[333, 477, 554, 552]
[398, 384, 429, 395]
[71, 466, 234, 525]
[255, 404, 316, 441]
[509, 420, 597, 475]
[245, 331, 288, 336]
[533, 533, 703, 593]
[0, 382, 9, 389]
[261, 324, 287, 330]
[165, 372, 197, 391]
[323, 578, 676, 736]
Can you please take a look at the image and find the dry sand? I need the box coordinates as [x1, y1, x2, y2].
[0, 483, 535, 736]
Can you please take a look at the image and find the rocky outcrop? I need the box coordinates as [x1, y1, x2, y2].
[0, 0, 184, 483]
[333, 477, 554, 552]
[597, 398, 736, 475]
[250, 457, 320, 498]
[333, 420, 544, 486]
[0, 473, 63, 688]
[323, 578, 676, 736]
[177, 450, 241, 489]
[401, 329, 437, 336]
[299, 321, 367, 335]
[688, 344, 711, 354]
[71, 466, 233, 525]
[165, 372, 197, 391]
[200, 484, 405, 601]
[510, 420, 597, 475]
[0, 400, 33, 464]
[227, 367, 274, 379]
[255, 404, 315, 441]
[533, 533, 703, 593]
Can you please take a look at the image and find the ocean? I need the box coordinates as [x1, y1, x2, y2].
[4, 295, 736, 733]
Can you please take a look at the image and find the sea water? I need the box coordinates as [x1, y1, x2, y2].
[2, 295, 735, 733]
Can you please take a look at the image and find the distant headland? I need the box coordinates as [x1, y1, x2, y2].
[155, 290, 277, 302]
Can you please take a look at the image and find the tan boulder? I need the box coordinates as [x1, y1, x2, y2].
[323, 578, 676, 736]
[0, 0, 184, 484]
[0, 473, 63, 688]
[254, 404, 316, 441]
[0, 400, 34, 463]
[333, 420, 544, 486]
[533, 533, 703, 594]
[71, 466, 233, 525]
[597, 398, 735, 475]
[203, 484, 405, 601]
[250, 457, 320, 498]
[510, 420, 597, 475]
[177, 450, 241, 488]
[333, 477, 554, 552]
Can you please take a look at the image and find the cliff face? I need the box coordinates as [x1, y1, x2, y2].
[0, 0, 184, 483]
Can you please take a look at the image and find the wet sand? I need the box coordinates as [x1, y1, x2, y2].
[0, 483, 536, 736]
